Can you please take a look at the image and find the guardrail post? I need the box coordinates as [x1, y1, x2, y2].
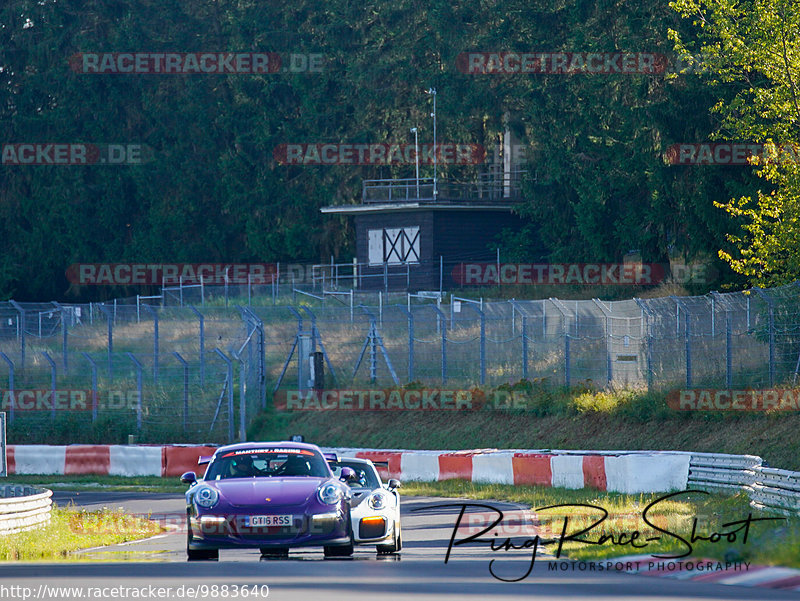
[173, 352, 189, 432]
[0, 353, 14, 423]
[126, 353, 144, 431]
[213, 349, 235, 443]
[41, 352, 56, 421]
[81, 353, 99, 422]
[142, 305, 159, 386]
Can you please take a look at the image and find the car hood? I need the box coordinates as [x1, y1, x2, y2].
[210, 477, 328, 507]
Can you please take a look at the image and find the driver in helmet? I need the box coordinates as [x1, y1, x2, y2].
[229, 453, 255, 478]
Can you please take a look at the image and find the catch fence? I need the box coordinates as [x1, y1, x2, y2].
[0, 282, 797, 443]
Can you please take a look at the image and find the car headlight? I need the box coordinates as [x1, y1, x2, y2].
[368, 492, 387, 510]
[318, 483, 343, 505]
[194, 486, 219, 508]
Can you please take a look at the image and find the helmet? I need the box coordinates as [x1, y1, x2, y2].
[231, 453, 254, 474]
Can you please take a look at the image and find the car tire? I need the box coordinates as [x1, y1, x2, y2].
[377, 522, 401, 554]
[324, 511, 354, 558]
[186, 522, 219, 560]
[260, 547, 289, 558]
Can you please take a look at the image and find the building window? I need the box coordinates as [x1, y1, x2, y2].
[368, 227, 420, 265]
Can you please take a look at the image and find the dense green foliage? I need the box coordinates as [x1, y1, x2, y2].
[671, 0, 800, 286]
[0, 1, 763, 300]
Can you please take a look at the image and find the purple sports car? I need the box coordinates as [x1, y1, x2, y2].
[181, 441, 356, 560]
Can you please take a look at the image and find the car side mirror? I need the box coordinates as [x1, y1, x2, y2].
[180, 471, 197, 485]
[340, 467, 357, 482]
[388, 479, 401, 490]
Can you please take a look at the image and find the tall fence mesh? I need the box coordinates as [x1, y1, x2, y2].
[1, 282, 799, 443]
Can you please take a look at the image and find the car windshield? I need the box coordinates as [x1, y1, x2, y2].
[330, 461, 381, 489]
[204, 448, 330, 480]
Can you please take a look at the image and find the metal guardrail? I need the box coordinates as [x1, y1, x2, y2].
[0, 485, 52, 535]
[687, 452, 800, 516]
[687, 452, 761, 493]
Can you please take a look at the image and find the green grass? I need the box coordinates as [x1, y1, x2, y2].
[0, 507, 164, 561]
[402, 480, 800, 568]
[10, 475, 186, 492]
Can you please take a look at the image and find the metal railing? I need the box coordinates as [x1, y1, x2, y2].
[362, 172, 526, 204]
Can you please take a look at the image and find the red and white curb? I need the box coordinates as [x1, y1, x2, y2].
[5, 445, 691, 493]
[331, 447, 691, 493]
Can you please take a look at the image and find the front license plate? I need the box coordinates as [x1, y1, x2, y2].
[246, 514, 292, 527]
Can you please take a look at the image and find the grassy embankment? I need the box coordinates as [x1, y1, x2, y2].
[250, 382, 800, 470]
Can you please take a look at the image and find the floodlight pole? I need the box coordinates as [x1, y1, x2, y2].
[427, 88, 437, 199]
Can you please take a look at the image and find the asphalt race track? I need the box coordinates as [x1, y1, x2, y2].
[0, 491, 794, 601]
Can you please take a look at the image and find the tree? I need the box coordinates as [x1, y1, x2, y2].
[670, 0, 800, 286]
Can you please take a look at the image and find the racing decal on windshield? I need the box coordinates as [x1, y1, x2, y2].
[221, 448, 315, 458]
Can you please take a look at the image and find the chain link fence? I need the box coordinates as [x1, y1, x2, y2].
[1, 282, 798, 443]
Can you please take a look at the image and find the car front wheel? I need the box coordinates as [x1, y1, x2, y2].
[377, 522, 401, 554]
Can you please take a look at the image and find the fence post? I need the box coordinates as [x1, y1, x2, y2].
[189, 306, 205, 387]
[126, 353, 144, 431]
[521, 315, 528, 380]
[634, 299, 654, 392]
[97, 305, 114, 379]
[52, 302, 68, 373]
[42, 352, 56, 422]
[606, 316, 612, 386]
[234, 352, 246, 442]
[0, 352, 14, 423]
[754, 288, 775, 386]
[564, 333, 571, 387]
[81, 352, 98, 422]
[685, 310, 692, 388]
[9, 301, 24, 373]
[671, 297, 693, 388]
[173, 352, 189, 433]
[464, 304, 486, 386]
[143, 305, 159, 386]
[726, 310, 733, 388]
[407, 310, 415, 382]
[213, 349, 235, 444]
